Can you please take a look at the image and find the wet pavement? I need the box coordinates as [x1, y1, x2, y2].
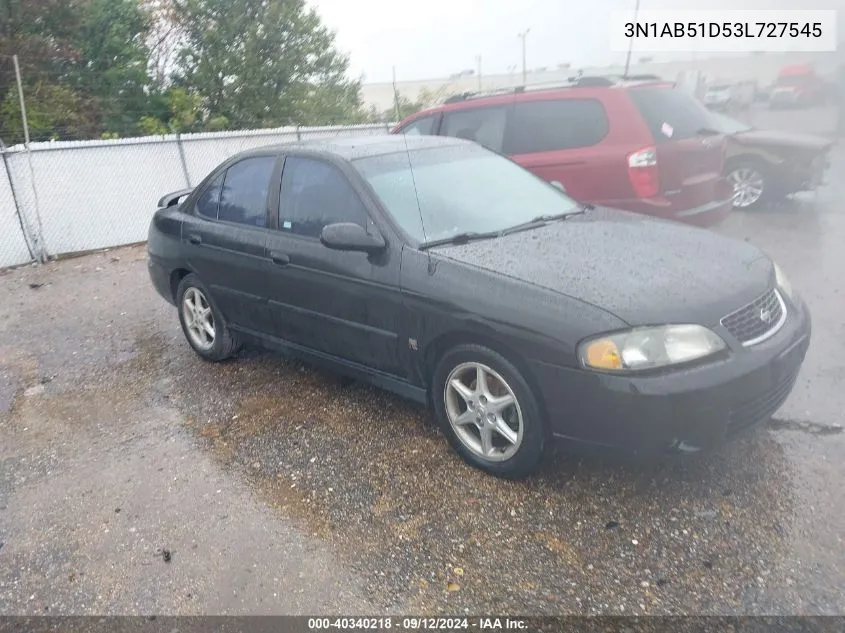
[0, 106, 843, 615]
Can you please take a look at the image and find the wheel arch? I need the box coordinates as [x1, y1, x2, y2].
[169, 268, 192, 304]
[421, 329, 549, 423]
[724, 151, 771, 174]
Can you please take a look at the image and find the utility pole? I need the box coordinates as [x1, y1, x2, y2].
[837, 40, 844, 137]
[518, 29, 530, 86]
[623, 0, 641, 78]
[476, 55, 482, 91]
[392, 65, 401, 123]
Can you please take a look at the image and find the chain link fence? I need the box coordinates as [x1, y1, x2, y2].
[0, 123, 393, 269]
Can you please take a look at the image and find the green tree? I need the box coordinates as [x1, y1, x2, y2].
[69, 0, 154, 136]
[0, 0, 82, 98]
[146, 0, 183, 90]
[137, 85, 227, 134]
[0, 0, 156, 142]
[172, 0, 364, 128]
[0, 0, 83, 142]
[370, 86, 457, 124]
[1, 81, 100, 142]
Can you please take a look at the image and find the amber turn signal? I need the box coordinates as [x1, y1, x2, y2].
[583, 339, 623, 370]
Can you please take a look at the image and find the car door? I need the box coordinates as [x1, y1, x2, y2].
[501, 96, 611, 202]
[180, 153, 281, 331]
[263, 154, 405, 377]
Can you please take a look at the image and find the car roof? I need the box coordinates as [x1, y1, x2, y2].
[235, 134, 469, 162]
[395, 78, 673, 125]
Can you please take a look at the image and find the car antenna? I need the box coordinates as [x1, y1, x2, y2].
[398, 127, 430, 247]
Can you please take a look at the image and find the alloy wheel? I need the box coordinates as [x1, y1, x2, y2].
[443, 362, 524, 462]
[182, 287, 215, 351]
[729, 167, 765, 209]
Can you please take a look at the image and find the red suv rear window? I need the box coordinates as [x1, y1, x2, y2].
[627, 87, 713, 143]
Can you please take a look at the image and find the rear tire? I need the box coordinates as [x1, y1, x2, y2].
[431, 344, 545, 479]
[176, 273, 240, 362]
[726, 158, 772, 211]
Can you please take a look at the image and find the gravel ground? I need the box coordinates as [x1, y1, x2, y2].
[0, 105, 843, 616]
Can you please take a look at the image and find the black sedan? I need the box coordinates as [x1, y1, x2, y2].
[147, 135, 811, 478]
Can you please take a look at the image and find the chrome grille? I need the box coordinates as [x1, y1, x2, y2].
[720, 288, 786, 346]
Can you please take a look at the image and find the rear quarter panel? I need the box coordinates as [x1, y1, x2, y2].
[147, 206, 186, 300]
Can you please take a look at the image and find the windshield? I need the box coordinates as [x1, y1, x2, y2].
[707, 111, 752, 134]
[353, 143, 580, 244]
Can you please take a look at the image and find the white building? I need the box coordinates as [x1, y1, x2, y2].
[361, 51, 839, 111]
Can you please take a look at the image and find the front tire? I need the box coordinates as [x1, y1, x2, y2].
[176, 274, 240, 362]
[432, 344, 545, 479]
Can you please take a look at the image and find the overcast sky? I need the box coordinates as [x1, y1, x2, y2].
[308, 0, 843, 83]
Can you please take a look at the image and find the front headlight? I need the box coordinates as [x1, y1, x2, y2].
[773, 262, 794, 300]
[579, 325, 726, 372]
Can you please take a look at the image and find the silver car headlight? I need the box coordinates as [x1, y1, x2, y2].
[773, 262, 794, 301]
[579, 325, 726, 372]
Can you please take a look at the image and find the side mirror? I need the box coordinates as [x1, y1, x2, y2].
[320, 222, 386, 255]
[550, 180, 567, 193]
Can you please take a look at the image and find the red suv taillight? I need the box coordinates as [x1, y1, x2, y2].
[627, 147, 659, 199]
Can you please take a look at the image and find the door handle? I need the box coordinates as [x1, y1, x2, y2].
[187, 233, 202, 245]
[269, 251, 290, 266]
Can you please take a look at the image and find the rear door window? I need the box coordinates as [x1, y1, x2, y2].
[196, 172, 224, 219]
[441, 107, 508, 152]
[218, 156, 276, 226]
[505, 99, 608, 154]
[628, 87, 713, 143]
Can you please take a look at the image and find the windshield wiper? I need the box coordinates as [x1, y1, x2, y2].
[501, 208, 588, 236]
[418, 231, 502, 250]
[531, 206, 590, 223]
[419, 206, 592, 249]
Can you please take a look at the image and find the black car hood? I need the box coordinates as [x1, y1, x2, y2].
[430, 207, 773, 327]
[733, 129, 832, 152]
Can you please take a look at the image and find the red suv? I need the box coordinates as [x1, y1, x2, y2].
[392, 78, 733, 227]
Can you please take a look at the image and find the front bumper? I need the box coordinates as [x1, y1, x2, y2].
[529, 295, 811, 456]
[775, 154, 830, 193]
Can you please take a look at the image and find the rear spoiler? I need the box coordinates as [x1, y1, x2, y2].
[157, 188, 194, 209]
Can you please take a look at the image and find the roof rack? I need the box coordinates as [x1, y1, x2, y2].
[440, 74, 655, 103]
[570, 76, 616, 87]
[443, 87, 515, 103]
[621, 73, 662, 81]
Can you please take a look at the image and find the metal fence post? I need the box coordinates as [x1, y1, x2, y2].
[13, 54, 47, 263]
[0, 143, 36, 262]
[176, 132, 192, 187]
[296, 125, 301, 141]
[23, 153, 47, 263]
